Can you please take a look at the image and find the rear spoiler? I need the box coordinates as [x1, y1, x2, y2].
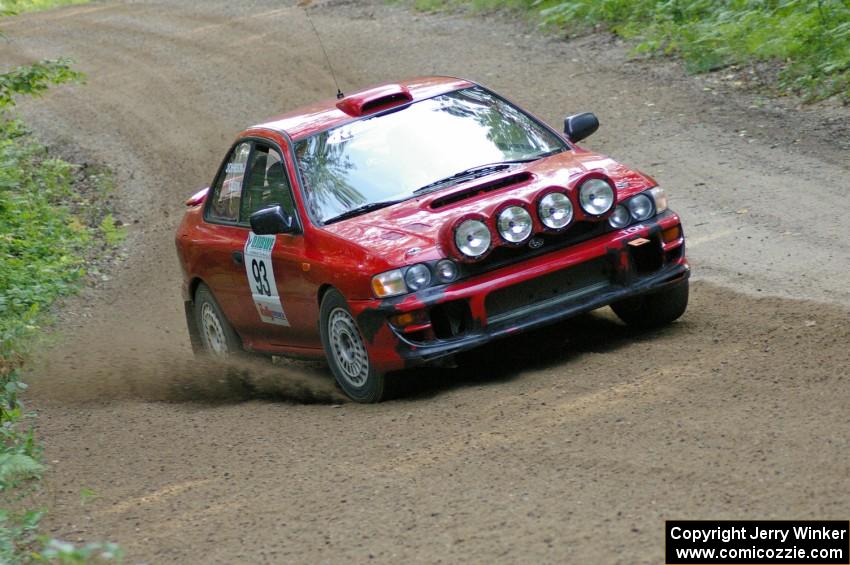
[185, 187, 209, 206]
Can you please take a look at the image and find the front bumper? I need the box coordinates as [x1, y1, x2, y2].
[350, 211, 688, 373]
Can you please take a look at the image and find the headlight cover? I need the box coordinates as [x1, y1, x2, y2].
[372, 260, 459, 298]
[649, 186, 668, 213]
[608, 205, 631, 228]
[455, 219, 491, 258]
[371, 269, 406, 298]
[627, 193, 654, 221]
[538, 192, 573, 230]
[497, 206, 533, 243]
[578, 178, 615, 216]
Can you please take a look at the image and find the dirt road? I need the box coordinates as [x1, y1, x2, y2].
[2, 1, 849, 562]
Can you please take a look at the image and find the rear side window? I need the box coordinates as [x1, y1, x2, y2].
[240, 143, 296, 223]
[209, 142, 251, 222]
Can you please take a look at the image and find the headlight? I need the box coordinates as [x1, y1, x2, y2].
[608, 205, 630, 228]
[538, 192, 573, 230]
[404, 264, 431, 291]
[455, 219, 491, 258]
[371, 269, 406, 298]
[435, 259, 459, 283]
[649, 186, 668, 213]
[578, 178, 614, 215]
[497, 206, 533, 243]
[628, 193, 654, 221]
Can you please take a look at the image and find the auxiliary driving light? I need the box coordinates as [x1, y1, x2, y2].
[455, 219, 491, 258]
[538, 192, 573, 230]
[579, 179, 615, 216]
[497, 206, 533, 243]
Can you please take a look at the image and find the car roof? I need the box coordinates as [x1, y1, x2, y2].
[253, 76, 474, 141]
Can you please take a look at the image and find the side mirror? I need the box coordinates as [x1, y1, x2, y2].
[249, 205, 297, 235]
[564, 112, 599, 143]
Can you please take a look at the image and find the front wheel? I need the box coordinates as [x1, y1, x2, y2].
[319, 289, 385, 403]
[611, 279, 689, 329]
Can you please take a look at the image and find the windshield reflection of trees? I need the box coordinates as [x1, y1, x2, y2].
[296, 135, 366, 221]
[435, 88, 556, 157]
[296, 87, 562, 223]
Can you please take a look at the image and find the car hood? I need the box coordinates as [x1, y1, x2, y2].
[320, 149, 656, 268]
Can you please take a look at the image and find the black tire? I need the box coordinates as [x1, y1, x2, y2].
[611, 279, 689, 329]
[194, 283, 243, 358]
[319, 289, 385, 403]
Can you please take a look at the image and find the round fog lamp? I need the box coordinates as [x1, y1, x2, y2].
[404, 264, 431, 291]
[628, 193, 654, 221]
[579, 179, 614, 215]
[435, 259, 459, 283]
[497, 206, 533, 243]
[538, 192, 573, 229]
[608, 205, 630, 228]
[455, 219, 491, 258]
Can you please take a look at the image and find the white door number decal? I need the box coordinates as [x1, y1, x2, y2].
[244, 232, 289, 326]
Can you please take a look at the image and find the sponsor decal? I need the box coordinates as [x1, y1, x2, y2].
[244, 233, 289, 326]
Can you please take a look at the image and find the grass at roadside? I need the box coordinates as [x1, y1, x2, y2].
[2, 4, 125, 557]
[410, 0, 850, 102]
[0, 0, 87, 16]
[0, 115, 125, 563]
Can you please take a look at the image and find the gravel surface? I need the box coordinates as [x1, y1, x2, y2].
[1, 1, 848, 563]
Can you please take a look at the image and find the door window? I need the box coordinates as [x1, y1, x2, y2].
[240, 143, 296, 223]
[209, 142, 251, 222]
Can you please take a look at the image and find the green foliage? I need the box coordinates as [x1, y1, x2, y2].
[537, 0, 850, 101]
[98, 214, 126, 246]
[0, 117, 93, 561]
[0, 509, 43, 562]
[78, 488, 97, 505]
[38, 539, 124, 564]
[0, 59, 83, 109]
[415, 0, 850, 101]
[0, 119, 92, 341]
[409, 0, 531, 12]
[0, 0, 87, 17]
[0, 49, 119, 562]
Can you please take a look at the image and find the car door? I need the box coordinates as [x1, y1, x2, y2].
[235, 139, 314, 350]
[199, 141, 258, 336]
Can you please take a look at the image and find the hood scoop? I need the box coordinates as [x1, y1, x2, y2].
[336, 84, 413, 117]
[430, 171, 533, 209]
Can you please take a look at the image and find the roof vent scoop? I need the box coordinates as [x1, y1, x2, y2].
[336, 84, 413, 117]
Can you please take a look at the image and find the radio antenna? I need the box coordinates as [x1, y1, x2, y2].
[298, 0, 344, 99]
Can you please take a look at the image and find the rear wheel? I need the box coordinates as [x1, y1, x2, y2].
[194, 284, 242, 358]
[319, 289, 385, 403]
[611, 279, 689, 329]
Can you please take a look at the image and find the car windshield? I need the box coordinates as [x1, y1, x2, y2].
[294, 86, 567, 224]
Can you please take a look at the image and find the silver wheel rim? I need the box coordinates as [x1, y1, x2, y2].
[328, 307, 369, 388]
[201, 302, 228, 357]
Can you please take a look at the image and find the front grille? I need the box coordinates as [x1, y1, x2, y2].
[461, 221, 607, 279]
[485, 258, 612, 323]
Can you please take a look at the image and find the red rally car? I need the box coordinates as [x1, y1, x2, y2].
[175, 76, 689, 402]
